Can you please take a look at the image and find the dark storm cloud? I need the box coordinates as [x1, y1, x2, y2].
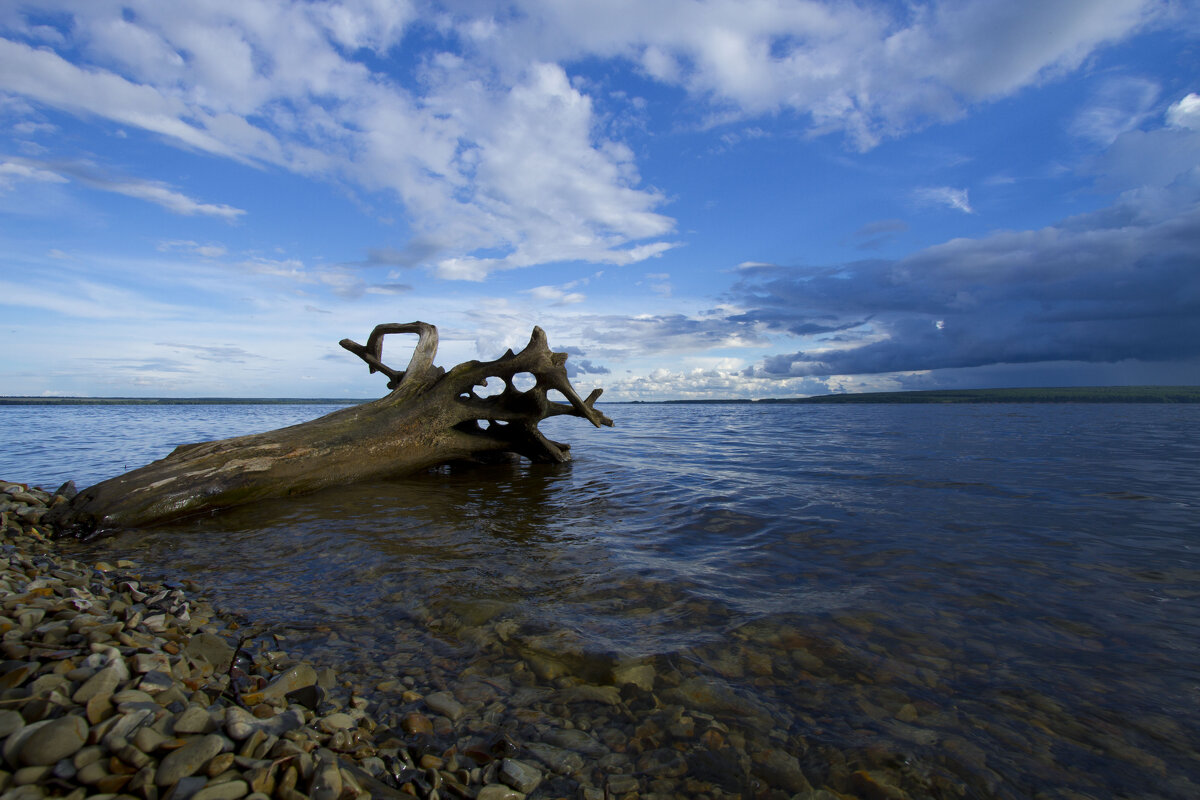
[732, 174, 1200, 379]
[559, 346, 611, 377]
[565, 359, 611, 377]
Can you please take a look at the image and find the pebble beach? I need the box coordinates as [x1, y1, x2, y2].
[0, 481, 855, 800]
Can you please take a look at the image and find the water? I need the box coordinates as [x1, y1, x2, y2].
[4, 402, 1200, 798]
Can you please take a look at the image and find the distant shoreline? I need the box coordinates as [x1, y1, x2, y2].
[2, 385, 1198, 405]
[646, 386, 1200, 404]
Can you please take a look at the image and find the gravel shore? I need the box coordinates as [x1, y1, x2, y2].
[2, 481, 861, 800]
[0, 481, 576, 800]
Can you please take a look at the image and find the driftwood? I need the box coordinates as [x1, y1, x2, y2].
[49, 322, 612, 536]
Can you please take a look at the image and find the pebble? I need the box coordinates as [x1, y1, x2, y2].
[425, 690, 466, 721]
[500, 758, 543, 793]
[156, 733, 227, 785]
[18, 712, 87, 765]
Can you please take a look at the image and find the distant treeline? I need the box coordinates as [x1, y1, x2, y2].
[0, 397, 371, 406]
[642, 386, 1200, 404]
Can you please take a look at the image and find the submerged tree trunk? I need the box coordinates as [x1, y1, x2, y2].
[49, 322, 612, 536]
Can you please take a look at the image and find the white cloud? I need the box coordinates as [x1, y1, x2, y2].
[1070, 76, 1160, 145]
[1167, 92, 1200, 130]
[913, 186, 974, 214]
[2, 0, 1156, 283]
[99, 178, 245, 219]
[0, 156, 245, 218]
[451, 0, 1163, 149]
[158, 240, 228, 259]
[0, 2, 676, 279]
[0, 159, 68, 189]
[528, 285, 586, 305]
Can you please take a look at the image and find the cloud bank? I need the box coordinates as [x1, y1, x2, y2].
[0, 0, 1168, 277]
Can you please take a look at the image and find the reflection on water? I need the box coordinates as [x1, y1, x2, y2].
[18, 402, 1200, 797]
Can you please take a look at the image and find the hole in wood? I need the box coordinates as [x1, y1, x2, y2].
[475, 378, 505, 397]
[512, 372, 537, 392]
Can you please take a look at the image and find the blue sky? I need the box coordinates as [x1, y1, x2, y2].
[1, 0, 1198, 400]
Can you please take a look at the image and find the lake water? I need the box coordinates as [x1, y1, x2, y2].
[3, 402, 1200, 798]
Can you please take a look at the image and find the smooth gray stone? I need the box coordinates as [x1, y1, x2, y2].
[224, 706, 305, 741]
[425, 691, 465, 721]
[500, 758, 543, 794]
[156, 733, 226, 786]
[19, 713, 88, 766]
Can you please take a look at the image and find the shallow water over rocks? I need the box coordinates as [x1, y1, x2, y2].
[10, 402, 1200, 797]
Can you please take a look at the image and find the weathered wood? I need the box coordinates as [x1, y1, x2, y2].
[49, 322, 612, 536]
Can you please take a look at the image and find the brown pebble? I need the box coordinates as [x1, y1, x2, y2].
[278, 764, 299, 792]
[85, 693, 113, 724]
[401, 712, 433, 735]
[206, 752, 236, 777]
[252, 704, 275, 719]
[96, 773, 133, 793]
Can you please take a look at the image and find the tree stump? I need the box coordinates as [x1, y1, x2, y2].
[49, 322, 612, 536]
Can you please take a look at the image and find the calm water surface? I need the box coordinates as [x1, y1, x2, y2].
[3, 402, 1200, 798]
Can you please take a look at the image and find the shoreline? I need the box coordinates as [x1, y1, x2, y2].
[2, 481, 850, 800]
[0, 482, 585, 800]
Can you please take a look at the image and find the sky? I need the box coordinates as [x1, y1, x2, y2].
[1, 0, 1198, 400]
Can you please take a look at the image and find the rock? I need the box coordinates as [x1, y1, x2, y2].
[3, 719, 50, 768]
[637, 748, 688, 778]
[139, 670, 176, 694]
[192, 779, 249, 800]
[848, 770, 908, 800]
[543, 727, 607, 757]
[0, 709, 24, 738]
[283, 684, 324, 710]
[524, 742, 585, 775]
[400, 712, 433, 735]
[500, 759, 543, 794]
[170, 775, 209, 799]
[251, 663, 318, 704]
[612, 662, 655, 691]
[71, 663, 122, 703]
[425, 691, 465, 721]
[752, 748, 810, 793]
[607, 774, 639, 794]
[19, 713, 88, 766]
[318, 712, 356, 733]
[174, 705, 217, 735]
[555, 685, 621, 706]
[225, 707, 305, 741]
[477, 786, 526, 800]
[184, 633, 236, 671]
[309, 749, 342, 800]
[155, 733, 227, 786]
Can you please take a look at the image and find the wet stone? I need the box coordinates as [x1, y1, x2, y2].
[253, 663, 317, 703]
[425, 691, 466, 721]
[401, 712, 434, 735]
[183, 633, 235, 672]
[477, 786, 526, 800]
[500, 758, 543, 794]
